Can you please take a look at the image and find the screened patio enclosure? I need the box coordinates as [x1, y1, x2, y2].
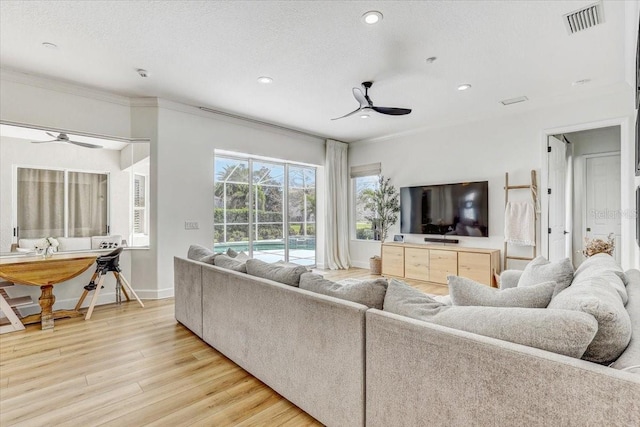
[214, 155, 316, 266]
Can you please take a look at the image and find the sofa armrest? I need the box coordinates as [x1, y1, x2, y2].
[174, 257, 203, 338]
[499, 269, 523, 289]
[365, 309, 640, 427]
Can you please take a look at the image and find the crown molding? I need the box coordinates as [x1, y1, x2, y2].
[0, 67, 131, 106]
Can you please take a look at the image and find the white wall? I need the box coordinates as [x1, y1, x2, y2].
[151, 101, 325, 294]
[349, 90, 638, 270]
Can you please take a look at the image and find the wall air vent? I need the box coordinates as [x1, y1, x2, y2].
[563, 1, 604, 35]
[500, 96, 528, 106]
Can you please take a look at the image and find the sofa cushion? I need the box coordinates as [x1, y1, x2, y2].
[448, 275, 556, 308]
[499, 270, 524, 290]
[383, 279, 598, 358]
[573, 254, 628, 304]
[214, 254, 248, 273]
[548, 275, 631, 364]
[610, 269, 640, 372]
[188, 244, 213, 260]
[246, 258, 307, 287]
[299, 273, 388, 309]
[58, 237, 92, 252]
[518, 257, 574, 297]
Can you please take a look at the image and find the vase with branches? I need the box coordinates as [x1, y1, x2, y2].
[363, 176, 400, 273]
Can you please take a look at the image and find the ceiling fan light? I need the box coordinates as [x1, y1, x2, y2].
[360, 114, 370, 119]
[362, 11, 383, 24]
[257, 76, 273, 84]
[457, 84, 472, 91]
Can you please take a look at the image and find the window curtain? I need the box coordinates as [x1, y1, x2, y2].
[324, 139, 351, 269]
[68, 172, 108, 237]
[17, 168, 64, 238]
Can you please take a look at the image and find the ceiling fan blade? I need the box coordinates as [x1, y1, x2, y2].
[68, 140, 103, 149]
[331, 107, 370, 121]
[352, 88, 369, 107]
[31, 139, 57, 144]
[45, 131, 59, 139]
[372, 106, 412, 116]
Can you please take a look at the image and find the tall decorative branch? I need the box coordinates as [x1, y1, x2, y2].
[364, 175, 400, 243]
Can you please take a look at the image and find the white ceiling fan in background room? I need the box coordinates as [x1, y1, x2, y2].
[31, 132, 103, 149]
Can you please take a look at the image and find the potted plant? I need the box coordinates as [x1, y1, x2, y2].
[364, 175, 400, 274]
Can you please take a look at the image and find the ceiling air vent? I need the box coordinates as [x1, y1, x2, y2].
[563, 1, 604, 34]
[500, 96, 528, 106]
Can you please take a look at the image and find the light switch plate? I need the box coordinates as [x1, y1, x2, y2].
[185, 221, 199, 230]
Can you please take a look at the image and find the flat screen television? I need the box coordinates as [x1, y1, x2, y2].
[400, 181, 489, 237]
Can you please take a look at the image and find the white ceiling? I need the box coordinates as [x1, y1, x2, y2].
[0, 1, 632, 142]
[0, 124, 128, 150]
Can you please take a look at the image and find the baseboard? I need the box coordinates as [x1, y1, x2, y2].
[17, 288, 175, 317]
[351, 260, 370, 269]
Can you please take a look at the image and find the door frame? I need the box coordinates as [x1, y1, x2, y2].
[540, 117, 632, 269]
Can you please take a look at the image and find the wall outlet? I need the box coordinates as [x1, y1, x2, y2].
[184, 221, 199, 230]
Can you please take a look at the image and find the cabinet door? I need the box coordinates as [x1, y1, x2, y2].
[382, 245, 404, 277]
[405, 248, 429, 281]
[429, 250, 457, 284]
[458, 252, 491, 285]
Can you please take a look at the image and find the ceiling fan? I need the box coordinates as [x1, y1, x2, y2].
[331, 81, 412, 120]
[31, 132, 102, 149]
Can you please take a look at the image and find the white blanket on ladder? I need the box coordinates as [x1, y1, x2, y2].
[504, 201, 535, 246]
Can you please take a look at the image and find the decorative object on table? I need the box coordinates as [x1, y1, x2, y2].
[393, 234, 404, 242]
[582, 233, 615, 258]
[34, 237, 59, 257]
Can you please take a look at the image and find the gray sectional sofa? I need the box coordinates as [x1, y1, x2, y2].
[174, 253, 640, 427]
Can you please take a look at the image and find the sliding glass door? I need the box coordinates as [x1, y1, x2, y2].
[214, 155, 316, 266]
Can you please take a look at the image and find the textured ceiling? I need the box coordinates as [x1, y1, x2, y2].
[0, 0, 631, 142]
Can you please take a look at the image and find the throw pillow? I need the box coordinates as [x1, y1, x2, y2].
[227, 248, 238, 257]
[188, 244, 214, 261]
[548, 275, 631, 364]
[518, 257, 574, 297]
[213, 254, 248, 273]
[246, 258, 308, 287]
[383, 279, 598, 359]
[300, 273, 388, 309]
[448, 275, 556, 308]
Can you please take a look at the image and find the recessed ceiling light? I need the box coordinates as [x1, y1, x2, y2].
[42, 42, 58, 49]
[425, 57, 437, 64]
[457, 84, 472, 91]
[362, 11, 383, 24]
[360, 114, 370, 119]
[572, 79, 591, 86]
[257, 76, 273, 84]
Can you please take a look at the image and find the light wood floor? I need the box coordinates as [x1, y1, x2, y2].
[0, 268, 447, 426]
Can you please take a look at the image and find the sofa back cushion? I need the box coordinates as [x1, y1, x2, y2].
[518, 257, 574, 297]
[58, 237, 91, 252]
[214, 254, 248, 273]
[548, 274, 631, 364]
[300, 273, 388, 309]
[246, 258, 307, 287]
[383, 279, 598, 358]
[448, 275, 556, 308]
[573, 254, 628, 304]
[610, 269, 640, 373]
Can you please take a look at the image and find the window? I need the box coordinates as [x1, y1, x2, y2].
[214, 154, 316, 266]
[16, 167, 109, 239]
[133, 174, 147, 234]
[354, 175, 380, 240]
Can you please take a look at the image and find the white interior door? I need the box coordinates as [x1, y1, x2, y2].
[584, 153, 621, 264]
[547, 136, 568, 261]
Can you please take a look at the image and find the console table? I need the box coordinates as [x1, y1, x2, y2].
[381, 243, 501, 287]
[0, 252, 102, 329]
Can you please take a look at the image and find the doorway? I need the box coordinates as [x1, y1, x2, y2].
[547, 126, 622, 266]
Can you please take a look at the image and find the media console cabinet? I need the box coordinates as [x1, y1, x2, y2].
[381, 242, 501, 287]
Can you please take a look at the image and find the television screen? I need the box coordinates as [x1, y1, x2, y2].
[400, 181, 489, 237]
